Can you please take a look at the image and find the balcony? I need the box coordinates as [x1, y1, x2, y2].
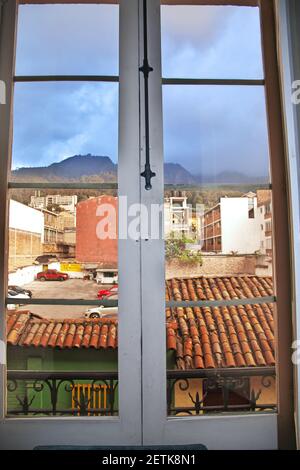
[7, 369, 276, 417]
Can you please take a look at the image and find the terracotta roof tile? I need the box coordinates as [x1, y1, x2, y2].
[7, 311, 118, 351]
[6, 276, 275, 371]
[166, 276, 275, 370]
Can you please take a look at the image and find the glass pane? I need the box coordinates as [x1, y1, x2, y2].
[7, 189, 118, 305]
[163, 85, 270, 185]
[10, 82, 118, 182]
[7, 192, 119, 417]
[161, 4, 263, 79]
[16, 3, 119, 76]
[163, 84, 277, 415]
[7, 4, 120, 418]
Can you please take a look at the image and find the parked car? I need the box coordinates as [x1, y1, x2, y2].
[97, 285, 118, 299]
[95, 269, 118, 285]
[36, 269, 69, 282]
[8, 285, 32, 298]
[84, 305, 118, 319]
[7, 290, 31, 310]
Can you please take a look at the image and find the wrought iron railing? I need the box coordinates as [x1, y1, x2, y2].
[167, 368, 277, 416]
[7, 368, 276, 417]
[7, 371, 118, 417]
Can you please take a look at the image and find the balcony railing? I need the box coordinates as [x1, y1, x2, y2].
[7, 368, 276, 417]
[167, 368, 276, 416]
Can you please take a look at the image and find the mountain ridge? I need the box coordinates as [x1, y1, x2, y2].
[12, 154, 268, 185]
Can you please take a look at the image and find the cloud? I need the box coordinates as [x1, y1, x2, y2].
[161, 5, 263, 79]
[16, 3, 119, 75]
[13, 3, 269, 181]
[12, 82, 118, 168]
[163, 85, 269, 178]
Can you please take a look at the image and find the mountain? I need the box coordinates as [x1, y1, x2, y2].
[12, 154, 198, 185]
[164, 163, 198, 185]
[12, 154, 117, 180]
[12, 154, 268, 185]
[198, 171, 269, 185]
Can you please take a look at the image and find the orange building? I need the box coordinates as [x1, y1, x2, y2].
[76, 196, 118, 267]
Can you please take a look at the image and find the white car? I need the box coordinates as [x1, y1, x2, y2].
[7, 290, 31, 310]
[84, 305, 118, 319]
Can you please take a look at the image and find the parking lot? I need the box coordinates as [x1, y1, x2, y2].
[16, 278, 114, 319]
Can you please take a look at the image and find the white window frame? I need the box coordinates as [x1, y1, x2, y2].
[140, 0, 294, 450]
[276, 0, 300, 450]
[0, 0, 296, 450]
[0, 0, 143, 448]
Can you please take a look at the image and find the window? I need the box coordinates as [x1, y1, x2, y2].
[0, 0, 295, 450]
[161, 0, 277, 421]
[7, 0, 121, 418]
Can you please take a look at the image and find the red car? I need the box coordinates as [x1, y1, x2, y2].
[97, 285, 118, 299]
[37, 269, 69, 282]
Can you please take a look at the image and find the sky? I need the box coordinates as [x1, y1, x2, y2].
[13, 3, 270, 179]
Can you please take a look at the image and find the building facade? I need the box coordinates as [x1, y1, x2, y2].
[30, 193, 78, 214]
[8, 200, 44, 271]
[202, 193, 265, 255]
[76, 196, 118, 267]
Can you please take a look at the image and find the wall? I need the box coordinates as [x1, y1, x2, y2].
[8, 261, 60, 286]
[8, 200, 44, 270]
[7, 346, 118, 415]
[220, 198, 261, 254]
[8, 229, 42, 271]
[166, 254, 258, 279]
[9, 200, 44, 238]
[76, 196, 118, 266]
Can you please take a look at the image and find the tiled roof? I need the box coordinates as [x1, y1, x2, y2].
[7, 312, 117, 350]
[7, 276, 275, 370]
[166, 276, 275, 370]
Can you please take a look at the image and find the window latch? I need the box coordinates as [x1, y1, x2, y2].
[140, 0, 156, 191]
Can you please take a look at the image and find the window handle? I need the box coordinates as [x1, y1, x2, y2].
[140, 0, 156, 191]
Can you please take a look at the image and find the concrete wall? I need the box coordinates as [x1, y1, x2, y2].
[9, 200, 44, 238]
[8, 262, 60, 286]
[166, 255, 258, 279]
[220, 198, 261, 254]
[8, 200, 45, 270]
[8, 228, 42, 271]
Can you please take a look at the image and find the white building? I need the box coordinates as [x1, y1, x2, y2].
[30, 193, 78, 214]
[164, 195, 194, 238]
[202, 193, 263, 255]
[9, 200, 44, 270]
[256, 190, 273, 256]
[9, 199, 44, 241]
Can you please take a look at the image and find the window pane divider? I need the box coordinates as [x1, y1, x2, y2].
[166, 296, 276, 308]
[14, 75, 119, 83]
[166, 367, 275, 379]
[8, 182, 118, 190]
[162, 78, 265, 86]
[6, 298, 118, 307]
[164, 183, 273, 190]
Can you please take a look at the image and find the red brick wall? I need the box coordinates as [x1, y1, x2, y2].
[76, 196, 118, 266]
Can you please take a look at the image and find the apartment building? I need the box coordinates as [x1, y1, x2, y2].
[164, 194, 199, 239]
[30, 193, 78, 214]
[8, 200, 44, 271]
[201, 193, 261, 254]
[257, 190, 273, 257]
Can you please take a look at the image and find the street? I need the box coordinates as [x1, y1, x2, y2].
[16, 278, 112, 319]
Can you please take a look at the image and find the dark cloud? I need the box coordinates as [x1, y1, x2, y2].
[13, 3, 269, 180]
[13, 81, 118, 168]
